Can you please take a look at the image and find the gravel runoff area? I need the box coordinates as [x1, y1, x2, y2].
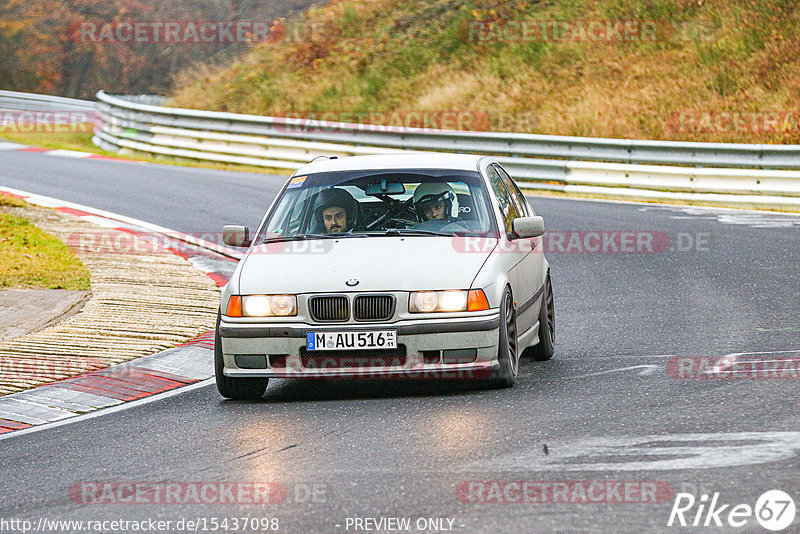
[0, 203, 221, 396]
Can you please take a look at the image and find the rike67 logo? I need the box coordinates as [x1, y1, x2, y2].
[668, 490, 796, 531]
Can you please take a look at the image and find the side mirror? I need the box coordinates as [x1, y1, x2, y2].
[512, 216, 545, 238]
[222, 225, 251, 247]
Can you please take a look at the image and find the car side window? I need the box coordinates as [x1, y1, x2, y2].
[486, 165, 520, 233]
[281, 188, 315, 235]
[493, 164, 530, 217]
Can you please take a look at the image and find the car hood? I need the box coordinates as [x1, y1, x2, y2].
[238, 236, 496, 294]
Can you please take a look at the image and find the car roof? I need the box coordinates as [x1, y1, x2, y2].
[293, 154, 488, 175]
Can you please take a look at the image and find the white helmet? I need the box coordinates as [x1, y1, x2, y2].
[412, 182, 459, 221]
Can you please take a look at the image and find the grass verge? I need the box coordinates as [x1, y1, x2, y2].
[0, 198, 91, 290]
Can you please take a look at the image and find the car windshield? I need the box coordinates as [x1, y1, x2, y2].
[254, 168, 498, 242]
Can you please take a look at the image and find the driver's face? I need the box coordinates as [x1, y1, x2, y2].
[322, 206, 347, 233]
[422, 201, 446, 221]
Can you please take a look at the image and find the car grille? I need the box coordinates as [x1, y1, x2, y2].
[300, 346, 407, 368]
[308, 296, 350, 322]
[353, 295, 395, 322]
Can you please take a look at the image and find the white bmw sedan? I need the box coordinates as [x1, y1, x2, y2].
[216, 154, 555, 399]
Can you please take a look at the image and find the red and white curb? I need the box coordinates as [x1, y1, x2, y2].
[0, 140, 142, 163]
[0, 187, 241, 437]
[0, 341, 215, 432]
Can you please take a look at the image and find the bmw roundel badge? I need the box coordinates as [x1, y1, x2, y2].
[345, 278, 359, 287]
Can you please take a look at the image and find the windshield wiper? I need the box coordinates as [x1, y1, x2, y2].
[262, 233, 356, 243]
[359, 229, 454, 237]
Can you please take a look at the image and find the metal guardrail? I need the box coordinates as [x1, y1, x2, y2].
[90, 91, 800, 210]
[95, 91, 800, 171]
[0, 90, 96, 112]
[2, 90, 799, 211]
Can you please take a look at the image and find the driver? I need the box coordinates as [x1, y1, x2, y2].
[412, 182, 459, 222]
[313, 188, 359, 233]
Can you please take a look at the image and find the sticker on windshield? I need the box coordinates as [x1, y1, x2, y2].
[287, 175, 307, 189]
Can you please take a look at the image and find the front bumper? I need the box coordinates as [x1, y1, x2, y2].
[219, 313, 500, 379]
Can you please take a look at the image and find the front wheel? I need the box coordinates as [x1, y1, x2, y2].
[215, 312, 269, 400]
[484, 288, 518, 389]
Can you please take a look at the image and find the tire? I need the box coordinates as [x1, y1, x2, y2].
[215, 312, 269, 400]
[484, 287, 519, 389]
[526, 273, 555, 361]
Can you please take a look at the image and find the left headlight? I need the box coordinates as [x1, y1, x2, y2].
[227, 295, 297, 317]
[409, 290, 469, 313]
[409, 289, 491, 313]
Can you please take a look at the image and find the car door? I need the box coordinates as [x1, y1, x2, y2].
[489, 164, 542, 335]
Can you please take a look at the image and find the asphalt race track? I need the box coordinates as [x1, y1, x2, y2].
[1, 151, 799, 533]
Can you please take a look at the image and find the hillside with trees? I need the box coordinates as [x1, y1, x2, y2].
[168, 0, 800, 143]
[0, 0, 320, 98]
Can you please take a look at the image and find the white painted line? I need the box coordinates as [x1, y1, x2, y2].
[0, 185, 242, 259]
[75, 215, 143, 232]
[0, 141, 28, 150]
[637, 366, 660, 376]
[18, 197, 62, 208]
[43, 149, 94, 158]
[555, 354, 676, 360]
[726, 349, 800, 356]
[557, 365, 662, 379]
[0, 379, 214, 442]
[458, 431, 800, 472]
[77, 215, 126, 228]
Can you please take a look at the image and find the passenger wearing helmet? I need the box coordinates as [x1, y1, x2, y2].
[413, 182, 459, 223]
[313, 188, 359, 233]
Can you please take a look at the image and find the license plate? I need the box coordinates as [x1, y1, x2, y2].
[306, 330, 397, 351]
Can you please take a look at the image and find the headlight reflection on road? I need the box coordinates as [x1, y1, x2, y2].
[223, 422, 299, 479]
[425, 410, 488, 459]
